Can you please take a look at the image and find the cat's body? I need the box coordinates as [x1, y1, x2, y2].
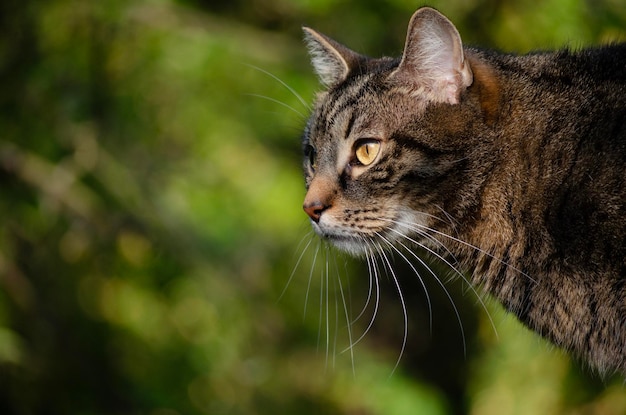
[301, 8, 626, 374]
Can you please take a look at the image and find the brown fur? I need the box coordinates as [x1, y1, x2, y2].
[302, 7, 626, 374]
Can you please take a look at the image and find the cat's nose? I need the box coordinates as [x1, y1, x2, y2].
[303, 201, 329, 223]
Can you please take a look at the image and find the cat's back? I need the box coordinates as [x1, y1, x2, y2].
[571, 43, 626, 82]
[479, 43, 626, 85]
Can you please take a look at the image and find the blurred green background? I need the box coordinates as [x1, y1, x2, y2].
[1, 0, 626, 414]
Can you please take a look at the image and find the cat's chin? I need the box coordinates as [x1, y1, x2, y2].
[317, 230, 385, 257]
[327, 237, 371, 257]
[311, 225, 371, 257]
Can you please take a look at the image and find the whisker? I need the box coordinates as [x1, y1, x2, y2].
[385, 217, 460, 264]
[351, 243, 376, 324]
[279, 232, 315, 302]
[244, 63, 311, 110]
[324, 245, 331, 369]
[372, 239, 408, 378]
[414, 226, 461, 267]
[332, 256, 338, 370]
[304, 240, 321, 320]
[434, 204, 460, 234]
[376, 232, 433, 336]
[244, 93, 307, 119]
[334, 255, 356, 377]
[397, 219, 535, 284]
[388, 226, 498, 342]
[409, 209, 455, 227]
[342, 242, 381, 351]
[386, 233, 468, 355]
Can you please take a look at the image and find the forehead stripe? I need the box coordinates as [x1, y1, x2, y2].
[344, 112, 357, 139]
[325, 76, 371, 128]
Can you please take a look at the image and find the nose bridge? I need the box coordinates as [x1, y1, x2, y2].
[305, 173, 335, 202]
[303, 174, 337, 222]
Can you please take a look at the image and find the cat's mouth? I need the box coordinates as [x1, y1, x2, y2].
[311, 219, 402, 257]
[308, 220, 368, 256]
[310, 209, 433, 257]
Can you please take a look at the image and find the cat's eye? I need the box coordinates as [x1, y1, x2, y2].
[354, 140, 381, 166]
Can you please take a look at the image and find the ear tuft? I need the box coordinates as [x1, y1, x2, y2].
[391, 7, 473, 104]
[303, 27, 362, 88]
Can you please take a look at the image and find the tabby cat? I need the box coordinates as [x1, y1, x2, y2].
[300, 7, 626, 374]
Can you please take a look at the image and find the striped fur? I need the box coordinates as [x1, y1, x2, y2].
[302, 7, 626, 375]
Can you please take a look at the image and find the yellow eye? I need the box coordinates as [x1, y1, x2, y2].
[355, 140, 381, 166]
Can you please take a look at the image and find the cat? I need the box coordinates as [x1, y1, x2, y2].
[300, 7, 626, 375]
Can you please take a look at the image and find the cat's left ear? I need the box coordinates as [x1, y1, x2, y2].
[303, 27, 363, 88]
[391, 7, 473, 104]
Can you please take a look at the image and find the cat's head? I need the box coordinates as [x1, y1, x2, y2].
[302, 7, 498, 256]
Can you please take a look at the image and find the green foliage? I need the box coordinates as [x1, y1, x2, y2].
[0, 0, 625, 414]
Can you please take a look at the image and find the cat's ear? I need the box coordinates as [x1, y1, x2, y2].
[391, 7, 473, 104]
[303, 27, 362, 88]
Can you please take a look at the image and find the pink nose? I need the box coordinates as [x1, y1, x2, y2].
[303, 200, 329, 223]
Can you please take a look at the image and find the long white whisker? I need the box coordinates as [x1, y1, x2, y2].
[304, 240, 321, 320]
[352, 243, 376, 324]
[372, 240, 408, 378]
[332, 256, 338, 370]
[376, 233, 433, 336]
[245, 93, 306, 119]
[343, 242, 381, 351]
[334, 256, 356, 376]
[386, 218, 460, 266]
[434, 204, 460, 234]
[244, 64, 311, 110]
[280, 232, 315, 302]
[324, 245, 331, 369]
[397, 219, 535, 284]
[388, 227, 498, 342]
[411, 210, 455, 227]
[386, 234, 468, 355]
[316, 245, 324, 353]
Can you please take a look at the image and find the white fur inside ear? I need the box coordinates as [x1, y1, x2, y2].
[303, 27, 351, 87]
[392, 8, 473, 104]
